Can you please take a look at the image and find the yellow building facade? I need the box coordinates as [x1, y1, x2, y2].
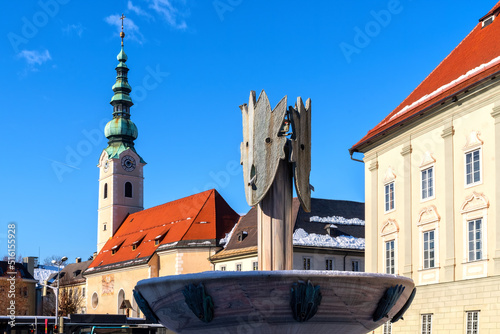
[351, 2, 500, 333]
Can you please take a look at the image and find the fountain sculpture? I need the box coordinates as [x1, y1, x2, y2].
[133, 91, 416, 333]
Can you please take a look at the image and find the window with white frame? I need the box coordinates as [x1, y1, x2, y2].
[465, 149, 481, 186]
[383, 321, 392, 334]
[325, 259, 333, 270]
[468, 219, 482, 261]
[236, 263, 242, 271]
[466, 311, 479, 334]
[352, 260, 360, 272]
[385, 182, 395, 212]
[252, 261, 258, 271]
[421, 167, 434, 200]
[303, 257, 311, 270]
[220, 265, 226, 271]
[421, 314, 432, 334]
[385, 240, 395, 274]
[423, 230, 435, 269]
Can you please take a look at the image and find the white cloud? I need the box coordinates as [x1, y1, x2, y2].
[18, 49, 51, 66]
[147, 0, 188, 30]
[128, 1, 153, 20]
[63, 23, 85, 37]
[105, 14, 144, 44]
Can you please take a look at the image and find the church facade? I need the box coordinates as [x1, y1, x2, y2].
[351, 2, 500, 333]
[84, 28, 239, 316]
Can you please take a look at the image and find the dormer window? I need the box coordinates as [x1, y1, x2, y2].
[324, 224, 338, 236]
[237, 231, 248, 242]
[111, 241, 124, 255]
[154, 230, 168, 246]
[132, 235, 145, 251]
[482, 15, 495, 28]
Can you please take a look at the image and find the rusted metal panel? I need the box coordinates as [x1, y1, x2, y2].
[290, 97, 312, 212]
[240, 90, 287, 207]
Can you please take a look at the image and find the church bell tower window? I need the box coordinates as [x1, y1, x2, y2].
[125, 182, 133, 198]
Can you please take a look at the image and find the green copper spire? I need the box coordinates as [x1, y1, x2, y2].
[103, 16, 145, 163]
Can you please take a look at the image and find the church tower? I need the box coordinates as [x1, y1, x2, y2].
[97, 17, 146, 252]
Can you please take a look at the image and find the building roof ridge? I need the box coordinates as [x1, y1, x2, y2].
[379, 24, 480, 127]
[351, 2, 500, 153]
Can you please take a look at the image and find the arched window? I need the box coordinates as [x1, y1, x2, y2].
[117, 289, 125, 315]
[104, 183, 108, 199]
[92, 292, 99, 309]
[125, 182, 132, 198]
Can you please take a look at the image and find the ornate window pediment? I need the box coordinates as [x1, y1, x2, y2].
[419, 152, 436, 169]
[463, 131, 483, 152]
[461, 192, 489, 213]
[381, 219, 399, 237]
[383, 167, 397, 184]
[417, 205, 440, 226]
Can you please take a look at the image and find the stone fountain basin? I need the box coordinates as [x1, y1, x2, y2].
[135, 270, 415, 334]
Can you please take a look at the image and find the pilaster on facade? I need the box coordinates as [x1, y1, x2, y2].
[491, 105, 500, 274]
[441, 123, 456, 282]
[400, 144, 413, 278]
[441, 125, 455, 139]
[367, 160, 378, 273]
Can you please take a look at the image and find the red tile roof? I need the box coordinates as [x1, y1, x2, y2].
[351, 1, 500, 153]
[87, 189, 240, 271]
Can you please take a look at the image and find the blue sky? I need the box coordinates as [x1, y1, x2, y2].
[1, 0, 496, 263]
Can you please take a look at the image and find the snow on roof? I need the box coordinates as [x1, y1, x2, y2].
[220, 221, 238, 248]
[309, 216, 365, 226]
[34, 267, 58, 284]
[293, 228, 365, 250]
[388, 54, 500, 123]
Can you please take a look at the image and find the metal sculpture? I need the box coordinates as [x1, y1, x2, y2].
[183, 283, 214, 323]
[240, 90, 312, 270]
[240, 90, 311, 210]
[372, 284, 405, 322]
[391, 287, 417, 323]
[290, 280, 322, 322]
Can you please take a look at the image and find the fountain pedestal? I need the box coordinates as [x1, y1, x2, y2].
[134, 271, 415, 334]
[258, 159, 294, 271]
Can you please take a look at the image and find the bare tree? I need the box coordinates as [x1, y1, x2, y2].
[59, 288, 85, 316]
[43, 287, 85, 316]
[42, 292, 56, 316]
[2, 254, 24, 262]
[43, 255, 63, 265]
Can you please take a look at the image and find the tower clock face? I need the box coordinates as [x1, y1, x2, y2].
[121, 155, 136, 172]
[103, 160, 110, 172]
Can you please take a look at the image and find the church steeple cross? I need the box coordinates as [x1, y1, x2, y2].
[120, 14, 126, 45]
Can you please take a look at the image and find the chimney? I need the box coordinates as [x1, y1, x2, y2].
[22, 257, 37, 277]
[75, 257, 81, 263]
[93, 252, 98, 259]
